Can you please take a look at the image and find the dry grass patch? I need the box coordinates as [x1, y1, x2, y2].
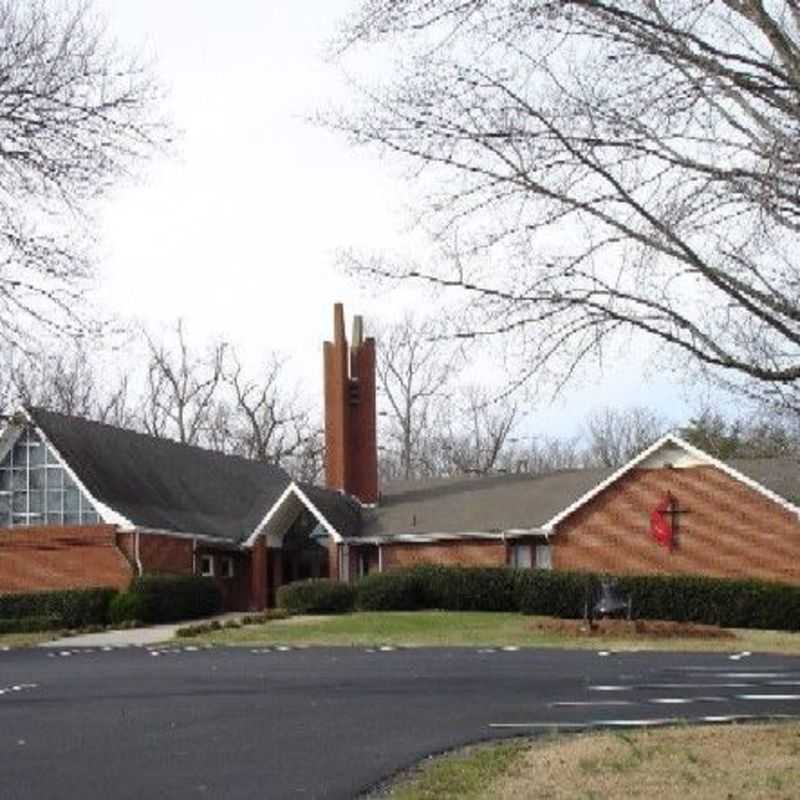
[0, 631, 57, 648]
[488, 723, 800, 799]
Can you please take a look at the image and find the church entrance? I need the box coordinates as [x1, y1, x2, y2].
[278, 511, 330, 589]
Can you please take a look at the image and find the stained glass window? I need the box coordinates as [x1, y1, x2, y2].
[0, 427, 100, 528]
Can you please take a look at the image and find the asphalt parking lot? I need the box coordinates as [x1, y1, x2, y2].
[1, 645, 799, 799]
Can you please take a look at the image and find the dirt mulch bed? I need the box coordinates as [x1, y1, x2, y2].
[529, 617, 736, 640]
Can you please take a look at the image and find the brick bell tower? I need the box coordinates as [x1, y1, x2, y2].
[323, 303, 378, 505]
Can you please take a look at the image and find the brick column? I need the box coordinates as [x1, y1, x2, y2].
[250, 534, 267, 611]
[328, 540, 339, 581]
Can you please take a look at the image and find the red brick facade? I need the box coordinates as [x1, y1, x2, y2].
[380, 540, 508, 570]
[0, 525, 133, 593]
[553, 466, 800, 584]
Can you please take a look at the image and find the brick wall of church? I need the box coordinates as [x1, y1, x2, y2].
[553, 466, 800, 584]
[380, 540, 508, 570]
[0, 525, 133, 593]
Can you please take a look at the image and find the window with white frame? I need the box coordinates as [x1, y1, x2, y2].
[199, 555, 215, 577]
[0, 427, 100, 529]
[511, 543, 532, 568]
[220, 557, 234, 579]
[535, 543, 552, 570]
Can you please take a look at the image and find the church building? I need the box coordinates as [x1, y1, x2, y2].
[0, 305, 799, 609]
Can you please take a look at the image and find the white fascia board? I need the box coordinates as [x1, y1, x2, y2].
[666, 433, 800, 520]
[133, 527, 243, 549]
[0, 415, 24, 463]
[544, 431, 800, 531]
[19, 407, 132, 528]
[352, 530, 509, 545]
[244, 482, 343, 547]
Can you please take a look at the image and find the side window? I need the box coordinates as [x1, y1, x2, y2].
[221, 557, 234, 579]
[199, 555, 214, 577]
[511, 543, 532, 569]
[535, 543, 552, 570]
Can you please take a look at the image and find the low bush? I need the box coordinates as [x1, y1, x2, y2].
[128, 575, 222, 624]
[277, 579, 355, 614]
[353, 565, 800, 631]
[0, 587, 117, 628]
[615, 574, 800, 631]
[355, 570, 428, 611]
[356, 566, 525, 612]
[108, 592, 149, 626]
[0, 615, 62, 634]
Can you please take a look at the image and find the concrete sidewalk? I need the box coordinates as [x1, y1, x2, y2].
[40, 613, 241, 648]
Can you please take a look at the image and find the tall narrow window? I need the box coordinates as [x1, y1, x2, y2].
[511, 543, 532, 568]
[535, 543, 552, 570]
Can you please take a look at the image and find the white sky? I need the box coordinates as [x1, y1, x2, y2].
[89, 0, 707, 439]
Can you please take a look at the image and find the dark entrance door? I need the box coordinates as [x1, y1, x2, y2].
[280, 513, 330, 586]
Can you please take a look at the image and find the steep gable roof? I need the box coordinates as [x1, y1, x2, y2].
[24, 407, 294, 543]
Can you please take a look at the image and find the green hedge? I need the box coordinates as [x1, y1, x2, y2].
[108, 592, 150, 625]
[0, 587, 116, 628]
[0, 615, 62, 634]
[352, 566, 800, 631]
[355, 566, 521, 612]
[127, 575, 222, 624]
[277, 579, 355, 614]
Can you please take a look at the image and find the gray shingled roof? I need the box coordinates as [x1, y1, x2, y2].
[24, 407, 800, 543]
[27, 407, 295, 543]
[362, 467, 616, 537]
[361, 457, 800, 538]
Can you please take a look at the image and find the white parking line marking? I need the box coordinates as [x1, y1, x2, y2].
[718, 673, 793, 679]
[642, 683, 753, 689]
[650, 698, 694, 705]
[489, 722, 588, 729]
[551, 701, 634, 708]
[601, 719, 676, 727]
[738, 694, 800, 701]
[589, 685, 632, 692]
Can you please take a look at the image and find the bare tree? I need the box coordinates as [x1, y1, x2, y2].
[510, 434, 584, 475]
[0, 0, 168, 344]
[224, 354, 319, 467]
[440, 386, 519, 475]
[375, 313, 459, 480]
[0, 341, 133, 424]
[583, 406, 669, 468]
[141, 321, 226, 446]
[334, 2, 800, 396]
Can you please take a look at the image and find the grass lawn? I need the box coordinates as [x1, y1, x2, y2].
[0, 631, 57, 648]
[182, 611, 800, 654]
[389, 722, 800, 800]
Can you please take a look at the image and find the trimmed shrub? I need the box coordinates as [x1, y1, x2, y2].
[108, 592, 150, 626]
[0, 587, 116, 628]
[515, 569, 593, 619]
[354, 565, 800, 631]
[614, 574, 800, 631]
[0, 615, 62, 634]
[356, 569, 428, 611]
[277, 579, 356, 614]
[128, 575, 222, 624]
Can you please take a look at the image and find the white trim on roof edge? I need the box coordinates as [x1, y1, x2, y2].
[244, 481, 343, 547]
[353, 528, 549, 545]
[17, 408, 133, 528]
[543, 432, 800, 532]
